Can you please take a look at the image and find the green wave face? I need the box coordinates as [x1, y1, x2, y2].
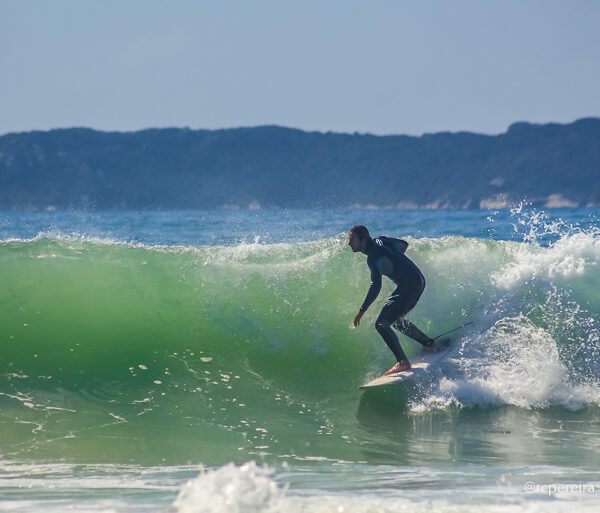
[1, 234, 599, 464]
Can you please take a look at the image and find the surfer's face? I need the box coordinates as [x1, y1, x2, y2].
[348, 232, 365, 252]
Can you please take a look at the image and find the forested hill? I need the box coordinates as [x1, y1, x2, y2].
[1, 118, 599, 210]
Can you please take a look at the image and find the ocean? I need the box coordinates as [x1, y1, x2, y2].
[1, 207, 599, 512]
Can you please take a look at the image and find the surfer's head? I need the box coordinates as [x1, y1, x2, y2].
[348, 225, 370, 253]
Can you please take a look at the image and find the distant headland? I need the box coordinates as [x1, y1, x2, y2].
[1, 118, 599, 210]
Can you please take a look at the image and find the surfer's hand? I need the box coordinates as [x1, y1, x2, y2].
[354, 310, 364, 327]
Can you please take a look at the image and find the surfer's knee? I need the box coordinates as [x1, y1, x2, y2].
[375, 318, 392, 336]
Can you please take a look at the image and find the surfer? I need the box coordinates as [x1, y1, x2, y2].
[348, 225, 435, 375]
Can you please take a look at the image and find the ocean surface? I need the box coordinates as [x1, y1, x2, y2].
[1, 207, 600, 512]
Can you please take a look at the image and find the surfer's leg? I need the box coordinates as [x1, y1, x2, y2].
[375, 315, 408, 363]
[375, 295, 410, 365]
[394, 318, 435, 347]
[390, 279, 435, 347]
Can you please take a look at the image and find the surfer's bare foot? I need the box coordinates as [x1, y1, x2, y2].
[384, 360, 411, 375]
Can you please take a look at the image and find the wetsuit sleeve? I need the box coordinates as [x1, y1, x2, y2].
[360, 258, 382, 312]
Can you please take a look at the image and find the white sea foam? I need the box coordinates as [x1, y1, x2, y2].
[173, 461, 284, 513]
[3, 459, 600, 513]
[413, 322, 600, 412]
[412, 311, 600, 412]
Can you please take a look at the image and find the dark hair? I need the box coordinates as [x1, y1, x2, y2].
[349, 225, 370, 242]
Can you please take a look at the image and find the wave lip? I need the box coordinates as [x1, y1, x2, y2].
[491, 231, 600, 289]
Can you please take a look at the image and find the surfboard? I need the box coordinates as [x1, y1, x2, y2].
[359, 339, 451, 390]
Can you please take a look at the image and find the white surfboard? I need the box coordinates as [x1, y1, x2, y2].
[359, 340, 451, 390]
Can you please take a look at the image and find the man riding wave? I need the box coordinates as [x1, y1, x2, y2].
[348, 225, 435, 375]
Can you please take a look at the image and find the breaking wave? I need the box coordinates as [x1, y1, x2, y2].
[1, 224, 599, 463]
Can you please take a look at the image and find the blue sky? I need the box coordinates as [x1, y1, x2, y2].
[1, 0, 599, 136]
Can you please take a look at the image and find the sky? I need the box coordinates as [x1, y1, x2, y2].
[1, 0, 599, 136]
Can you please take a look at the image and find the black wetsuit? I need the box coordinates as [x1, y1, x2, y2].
[360, 237, 433, 362]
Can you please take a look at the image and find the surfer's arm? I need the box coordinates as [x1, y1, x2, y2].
[360, 260, 382, 313]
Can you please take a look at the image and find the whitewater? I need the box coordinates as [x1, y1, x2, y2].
[1, 208, 600, 512]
